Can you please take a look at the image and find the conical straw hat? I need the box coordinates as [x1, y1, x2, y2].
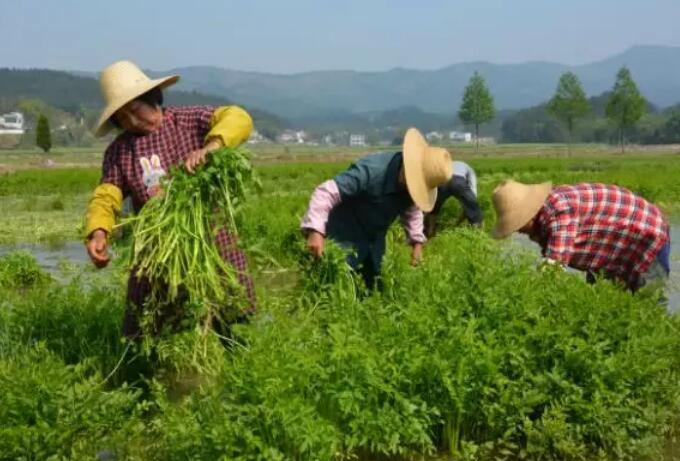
[94, 60, 179, 137]
[402, 128, 453, 212]
[491, 179, 552, 239]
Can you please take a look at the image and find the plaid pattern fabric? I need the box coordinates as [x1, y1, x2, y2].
[102, 106, 256, 337]
[536, 183, 669, 287]
[215, 227, 256, 314]
[102, 106, 213, 210]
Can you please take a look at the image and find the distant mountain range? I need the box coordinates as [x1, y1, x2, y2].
[5, 45, 680, 138]
[102, 45, 680, 121]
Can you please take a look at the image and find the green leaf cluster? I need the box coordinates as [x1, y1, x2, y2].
[35, 113, 52, 153]
[125, 147, 259, 334]
[547, 72, 590, 138]
[459, 73, 496, 128]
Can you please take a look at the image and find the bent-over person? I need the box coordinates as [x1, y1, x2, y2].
[425, 160, 483, 237]
[492, 180, 670, 292]
[301, 128, 452, 288]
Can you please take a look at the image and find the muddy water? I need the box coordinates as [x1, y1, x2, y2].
[0, 240, 88, 271]
[0, 240, 119, 284]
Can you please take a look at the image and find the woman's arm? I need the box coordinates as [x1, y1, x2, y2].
[185, 106, 254, 172]
[84, 144, 127, 267]
[301, 180, 342, 235]
[400, 205, 426, 266]
[84, 183, 123, 238]
[206, 105, 253, 147]
[300, 180, 342, 257]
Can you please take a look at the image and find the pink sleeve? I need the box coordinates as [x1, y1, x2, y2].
[400, 205, 426, 243]
[300, 179, 342, 235]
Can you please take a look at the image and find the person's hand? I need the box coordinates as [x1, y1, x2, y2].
[410, 242, 423, 266]
[307, 231, 325, 258]
[185, 138, 223, 174]
[86, 229, 110, 268]
[185, 147, 211, 174]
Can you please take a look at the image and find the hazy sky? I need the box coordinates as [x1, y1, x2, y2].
[3, 0, 680, 73]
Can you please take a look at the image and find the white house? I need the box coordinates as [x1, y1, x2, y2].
[0, 112, 25, 135]
[246, 129, 270, 144]
[449, 131, 473, 143]
[349, 134, 366, 147]
[425, 131, 444, 142]
[277, 130, 307, 144]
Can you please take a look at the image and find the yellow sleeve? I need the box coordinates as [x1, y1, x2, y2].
[84, 183, 123, 238]
[205, 105, 253, 148]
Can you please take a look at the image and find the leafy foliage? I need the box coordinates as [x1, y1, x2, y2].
[0, 251, 51, 289]
[35, 113, 51, 153]
[459, 72, 496, 151]
[126, 147, 259, 335]
[606, 67, 647, 152]
[547, 72, 590, 146]
[1, 230, 680, 459]
[3, 157, 680, 459]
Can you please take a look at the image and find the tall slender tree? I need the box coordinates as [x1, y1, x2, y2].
[606, 66, 646, 153]
[35, 113, 52, 153]
[546, 72, 590, 153]
[459, 72, 495, 152]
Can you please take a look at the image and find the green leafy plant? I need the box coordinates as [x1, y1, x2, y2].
[125, 147, 259, 335]
[0, 251, 51, 289]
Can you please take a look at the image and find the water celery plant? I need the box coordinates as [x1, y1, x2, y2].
[124, 147, 258, 329]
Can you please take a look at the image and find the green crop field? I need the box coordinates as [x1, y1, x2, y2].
[1, 144, 680, 460]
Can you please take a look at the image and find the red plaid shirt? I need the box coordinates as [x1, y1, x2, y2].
[536, 183, 669, 287]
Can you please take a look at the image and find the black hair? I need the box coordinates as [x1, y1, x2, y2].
[109, 87, 164, 128]
[136, 86, 164, 107]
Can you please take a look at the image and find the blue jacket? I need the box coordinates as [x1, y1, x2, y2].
[327, 151, 413, 273]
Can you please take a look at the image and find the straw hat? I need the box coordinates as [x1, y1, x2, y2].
[94, 60, 179, 137]
[491, 179, 552, 239]
[402, 128, 453, 212]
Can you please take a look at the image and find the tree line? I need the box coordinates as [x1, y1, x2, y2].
[458, 66, 678, 151]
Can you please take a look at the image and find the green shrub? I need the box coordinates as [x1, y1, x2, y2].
[138, 230, 680, 460]
[0, 251, 51, 289]
[0, 343, 143, 460]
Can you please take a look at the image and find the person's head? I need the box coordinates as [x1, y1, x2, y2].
[401, 128, 453, 212]
[491, 180, 552, 240]
[94, 60, 179, 137]
[110, 87, 164, 135]
[516, 214, 545, 245]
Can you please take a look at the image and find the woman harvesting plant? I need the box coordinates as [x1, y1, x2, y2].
[84, 60, 255, 338]
[301, 128, 452, 288]
[492, 180, 670, 292]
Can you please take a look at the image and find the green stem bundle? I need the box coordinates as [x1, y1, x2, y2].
[124, 147, 258, 326]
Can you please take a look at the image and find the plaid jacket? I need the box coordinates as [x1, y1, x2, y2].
[536, 183, 669, 287]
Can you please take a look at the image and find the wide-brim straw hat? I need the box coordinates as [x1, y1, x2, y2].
[94, 60, 179, 137]
[492, 179, 552, 239]
[402, 128, 453, 212]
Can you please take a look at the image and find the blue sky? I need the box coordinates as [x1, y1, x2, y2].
[3, 0, 680, 73]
